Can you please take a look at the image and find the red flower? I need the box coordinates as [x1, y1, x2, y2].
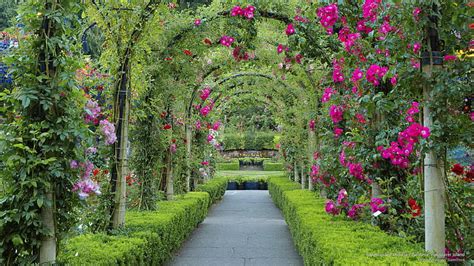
[451, 163, 464, 175]
[160, 111, 167, 118]
[183, 49, 193, 56]
[203, 38, 212, 45]
[164, 57, 173, 61]
[93, 169, 100, 176]
[163, 124, 172, 130]
[408, 198, 422, 217]
[464, 168, 474, 182]
[103, 169, 109, 175]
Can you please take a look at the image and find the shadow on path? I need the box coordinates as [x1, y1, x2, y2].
[167, 190, 303, 266]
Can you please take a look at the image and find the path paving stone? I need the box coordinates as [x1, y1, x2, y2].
[167, 190, 303, 266]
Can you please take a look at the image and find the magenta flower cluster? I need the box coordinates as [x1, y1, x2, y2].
[366, 64, 388, 86]
[377, 102, 430, 168]
[231, 5, 255, 19]
[332, 58, 345, 83]
[362, 0, 381, 22]
[220, 36, 235, 47]
[200, 87, 211, 101]
[84, 99, 101, 124]
[321, 87, 334, 103]
[316, 3, 338, 33]
[329, 105, 344, 124]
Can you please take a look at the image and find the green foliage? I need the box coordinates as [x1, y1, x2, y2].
[195, 177, 227, 207]
[60, 192, 210, 265]
[0, 1, 87, 263]
[263, 162, 284, 171]
[268, 177, 445, 265]
[0, 0, 17, 29]
[223, 131, 277, 150]
[216, 162, 239, 171]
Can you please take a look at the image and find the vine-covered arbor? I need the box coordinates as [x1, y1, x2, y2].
[0, 0, 472, 265]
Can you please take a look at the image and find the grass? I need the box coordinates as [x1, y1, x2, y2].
[215, 170, 285, 177]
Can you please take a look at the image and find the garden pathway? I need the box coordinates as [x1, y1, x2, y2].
[167, 190, 303, 266]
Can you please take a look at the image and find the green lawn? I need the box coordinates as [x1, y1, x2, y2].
[215, 170, 285, 177]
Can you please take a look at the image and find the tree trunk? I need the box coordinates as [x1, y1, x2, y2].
[166, 150, 174, 200]
[308, 129, 315, 191]
[300, 161, 305, 189]
[293, 161, 299, 183]
[423, 64, 445, 258]
[186, 124, 192, 192]
[39, 191, 56, 265]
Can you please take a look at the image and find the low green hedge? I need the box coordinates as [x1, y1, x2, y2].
[60, 192, 210, 265]
[263, 162, 284, 171]
[195, 177, 228, 207]
[216, 162, 239, 170]
[268, 177, 444, 265]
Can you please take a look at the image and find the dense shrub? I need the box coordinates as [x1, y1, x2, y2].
[195, 177, 228, 206]
[223, 131, 277, 150]
[263, 162, 284, 171]
[216, 162, 239, 170]
[268, 177, 444, 265]
[59, 192, 210, 265]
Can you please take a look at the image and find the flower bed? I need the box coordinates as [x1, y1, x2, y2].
[59, 192, 210, 265]
[268, 177, 445, 265]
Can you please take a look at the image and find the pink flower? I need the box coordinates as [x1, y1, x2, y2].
[471, 112, 474, 121]
[356, 19, 372, 34]
[317, 3, 339, 32]
[321, 87, 334, 103]
[413, 42, 421, 53]
[420, 126, 430, 139]
[212, 121, 221, 131]
[339, 149, 346, 166]
[348, 162, 365, 181]
[329, 105, 344, 124]
[194, 19, 201, 26]
[84, 99, 101, 124]
[366, 64, 388, 86]
[334, 127, 343, 138]
[351, 68, 364, 82]
[413, 7, 421, 20]
[200, 105, 211, 117]
[220, 35, 235, 47]
[390, 75, 398, 86]
[170, 143, 177, 153]
[310, 164, 320, 177]
[195, 120, 202, 130]
[370, 197, 387, 213]
[332, 59, 345, 83]
[444, 55, 457, 61]
[325, 200, 340, 215]
[231, 6, 243, 16]
[277, 44, 284, 54]
[411, 58, 420, 69]
[206, 134, 214, 142]
[100, 119, 117, 145]
[355, 113, 366, 124]
[285, 24, 295, 35]
[201, 161, 209, 166]
[337, 188, 348, 206]
[362, 0, 381, 22]
[295, 54, 303, 64]
[348, 204, 365, 219]
[309, 119, 315, 131]
[200, 87, 211, 101]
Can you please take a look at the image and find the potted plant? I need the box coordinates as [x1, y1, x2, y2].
[244, 177, 259, 190]
[258, 177, 268, 190]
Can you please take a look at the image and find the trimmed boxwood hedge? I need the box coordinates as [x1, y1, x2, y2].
[59, 192, 210, 265]
[263, 162, 284, 171]
[268, 177, 445, 265]
[195, 177, 228, 207]
[216, 162, 239, 170]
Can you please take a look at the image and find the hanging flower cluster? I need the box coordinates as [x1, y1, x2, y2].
[71, 160, 101, 199]
[377, 102, 430, 168]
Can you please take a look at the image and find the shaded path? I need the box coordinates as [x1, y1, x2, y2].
[167, 190, 303, 266]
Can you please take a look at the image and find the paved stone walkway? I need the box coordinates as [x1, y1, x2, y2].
[167, 190, 303, 266]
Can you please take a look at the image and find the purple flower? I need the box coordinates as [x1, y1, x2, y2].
[337, 189, 348, 206]
[100, 119, 117, 145]
[70, 160, 79, 169]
